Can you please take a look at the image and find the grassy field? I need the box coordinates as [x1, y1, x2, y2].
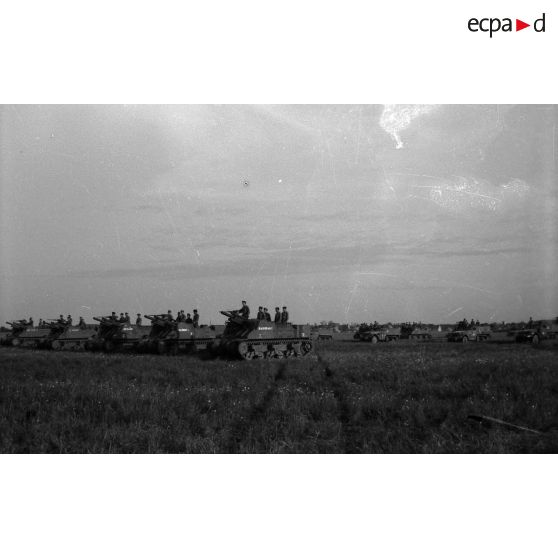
[1, 341, 557, 453]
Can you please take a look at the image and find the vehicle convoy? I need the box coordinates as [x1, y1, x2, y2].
[446, 327, 491, 343]
[86, 316, 151, 352]
[215, 310, 312, 359]
[139, 314, 223, 355]
[515, 328, 556, 344]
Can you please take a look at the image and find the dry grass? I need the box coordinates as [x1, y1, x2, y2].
[1, 341, 557, 453]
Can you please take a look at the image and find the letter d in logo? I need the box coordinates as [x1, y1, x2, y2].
[534, 13, 546, 32]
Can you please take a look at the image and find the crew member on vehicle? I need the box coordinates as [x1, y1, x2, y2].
[78, 317, 87, 329]
[193, 309, 199, 327]
[124, 312, 130, 323]
[264, 307, 271, 321]
[274, 307, 281, 323]
[185, 313, 193, 324]
[238, 301, 250, 319]
[136, 313, 142, 326]
[281, 306, 289, 324]
[257, 306, 264, 319]
[66, 315, 73, 325]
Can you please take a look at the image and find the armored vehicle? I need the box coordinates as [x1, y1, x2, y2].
[353, 324, 401, 343]
[86, 316, 150, 352]
[447, 327, 491, 343]
[11, 320, 66, 349]
[515, 328, 556, 345]
[215, 310, 312, 359]
[50, 324, 98, 351]
[140, 314, 222, 355]
[1, 320, 29, 346]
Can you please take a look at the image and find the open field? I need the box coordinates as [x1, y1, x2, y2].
[1, 341, 557, 453]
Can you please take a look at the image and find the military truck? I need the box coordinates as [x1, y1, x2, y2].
[215, 310, 312, 359]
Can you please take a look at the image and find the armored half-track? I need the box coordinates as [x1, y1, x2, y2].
[215, 310, 313, 359]
[86, 316, 150, 352]
[446, 327, 490, 343]
[139, 314, 223, 355]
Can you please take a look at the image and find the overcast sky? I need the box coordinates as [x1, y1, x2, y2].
[0, 104, 556, 325]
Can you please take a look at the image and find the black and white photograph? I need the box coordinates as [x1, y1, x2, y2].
[1, 103, 556, 453]
[1, 2, 556, 557]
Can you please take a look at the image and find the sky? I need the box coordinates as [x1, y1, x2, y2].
[0, 104, 556, 325]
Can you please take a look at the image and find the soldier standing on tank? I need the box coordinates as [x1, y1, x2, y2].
[257, 306, 264, 319]
[264, 307, 271, 321]
[274, 307, 281, 323]
[281, 306, 289, 324]
[167, 310, 174, 322]
[79, 317, 86, 329]
[28, 317, 34, 327]
[136, 313, 142, 326]
[110, 312, 118, 322]
[238, 301, 250, 319]
[185, 313, 193, 324]
[66, 315, 72, 325]
[124, 312, 130, 323]
[193, 309, 199, 328]
[118, 313, 125, 323]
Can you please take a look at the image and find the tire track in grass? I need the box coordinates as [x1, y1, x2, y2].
[224, 360, 289, 452]
[316, 352, 360, 453]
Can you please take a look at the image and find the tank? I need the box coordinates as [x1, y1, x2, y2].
[215, 310, 313, 359]
[86, 316, 150, 352]
[50, 324, 98, 351]
[140, 314, 223, 355]
[11, 320, 66, 349]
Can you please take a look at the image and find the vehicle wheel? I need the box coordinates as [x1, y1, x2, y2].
[104, 340, 115, 352]
[300, 341, 312, 356]
[462, 336, 469, 344]
[237, 342, 249, 359]
[531, 334, 540, 345]
[168, 343, 179, 356]
[371, 336, 378, 344]
[12, 338, 20, 347]
[157, 340, 167, 355]
[51, 340, 62, 350]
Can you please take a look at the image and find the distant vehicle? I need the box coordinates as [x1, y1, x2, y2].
[353, 324, 399, 343]
[447, 327, 491, 343]
[515, 328, 556, 345]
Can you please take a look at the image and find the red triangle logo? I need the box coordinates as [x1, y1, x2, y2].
[516, 19, 530, 31]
